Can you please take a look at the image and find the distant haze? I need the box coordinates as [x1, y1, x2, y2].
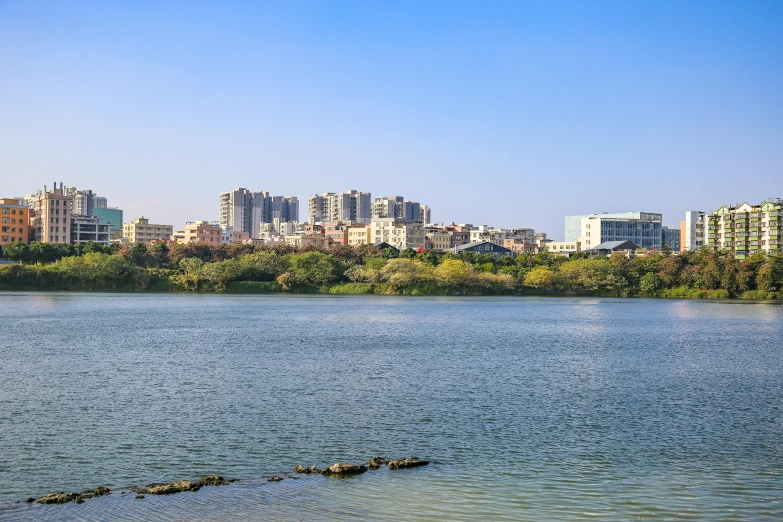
[1, 1, 781, 240]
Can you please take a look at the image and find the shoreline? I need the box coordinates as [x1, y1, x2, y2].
[0, 284, 781, 300]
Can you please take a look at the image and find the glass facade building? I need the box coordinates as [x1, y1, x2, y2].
[93, 207, 123, 231]
[569, 212, 664, 250]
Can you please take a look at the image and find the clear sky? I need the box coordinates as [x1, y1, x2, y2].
[1, 0, 781, 239]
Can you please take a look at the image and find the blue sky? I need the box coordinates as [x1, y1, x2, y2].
[1, 0, 781, 239]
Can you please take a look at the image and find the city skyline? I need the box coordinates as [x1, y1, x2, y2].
[2, 1, 782, 239]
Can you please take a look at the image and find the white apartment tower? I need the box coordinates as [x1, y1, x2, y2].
[371, 196, 430, 223]
[681, 211, 706, 252]
[307, 190, 371, 224]
[220, 188, 298, 238]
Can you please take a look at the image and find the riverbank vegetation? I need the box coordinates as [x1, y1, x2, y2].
[0, 241, 781, 299]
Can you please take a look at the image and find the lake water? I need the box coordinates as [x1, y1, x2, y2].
[0, 293, 781, 521]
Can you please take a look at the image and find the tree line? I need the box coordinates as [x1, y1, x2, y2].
[0, 240, 781, 298]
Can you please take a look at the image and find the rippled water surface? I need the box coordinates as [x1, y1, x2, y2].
[1, 293, 782, 520]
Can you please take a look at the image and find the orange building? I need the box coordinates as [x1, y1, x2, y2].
[679, 221, 687, 252]
[179, 221, 222, 244]
[1, 198, 31, 246]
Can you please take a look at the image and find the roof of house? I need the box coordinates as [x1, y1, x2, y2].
[454, 241, 513, 253]
[376, 242, 400, 253]
[589, 240, 640, 251]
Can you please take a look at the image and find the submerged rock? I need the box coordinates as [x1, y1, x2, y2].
[321, 463, 368, 476]
[367, 456, 388, 470]
[135, 495, 145, 500]
[145, 480, 200, 495]
[78, 486, 111, 499]
[267, 476, 283, 482]
[134, 476, 231, 495]
[36, 492, 79, 504]
[293, 465, 322, 475]
[34, 488, 110, 505]
[198, 475, 229, 487]
[387, 458, 429, 470]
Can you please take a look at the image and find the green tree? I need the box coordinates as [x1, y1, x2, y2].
[287, 251, 339, 285]
[557, 259, 615, 290]
[3, 241, 29, 262]
[639, 272, 662, 295]
[756, 260, 777, 292]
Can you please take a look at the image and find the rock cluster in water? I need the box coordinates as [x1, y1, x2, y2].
[293, 456, 428, 476]
[29, 486, 111, 505]
[27, 476, 234, 505]
[132, 475, 233, 495]
[25, 458, 429, 505]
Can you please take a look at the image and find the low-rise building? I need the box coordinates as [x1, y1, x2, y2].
[370, 218, 425, 251]
[443, 224, 471, 247]
[587, 240, 639, 258]
[346, 224, 371, 246]
[221, 226, 250, 244]
[180, 221, 222, 244]
[544, 241, 581, 256]
[123, 217, 174, 244]
[324, 223, 349, 246]
[425, 229, 452, 251]
[283, 234, 330, 249]
[470, 225, 508, 246]
[71, 216, 111, 244]
[0, 198, 31, 246]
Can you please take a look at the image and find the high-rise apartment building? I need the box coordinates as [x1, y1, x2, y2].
[566, 212, 663, 250]
[220, 189, 298, 238]
[72, 189, 97, 217]
[705, 200, 782, 258]
[680, 211, 706, 252]
[269, 196, 300, 224]
[308, 190, 371, 224]
[32, 183, 74, 243]
[0, 198, 30, 246]
[371, 196, 429, 223]
[420, 205, 432, 225]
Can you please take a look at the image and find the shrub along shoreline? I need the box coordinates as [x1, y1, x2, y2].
[0, 241, 781, 299]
